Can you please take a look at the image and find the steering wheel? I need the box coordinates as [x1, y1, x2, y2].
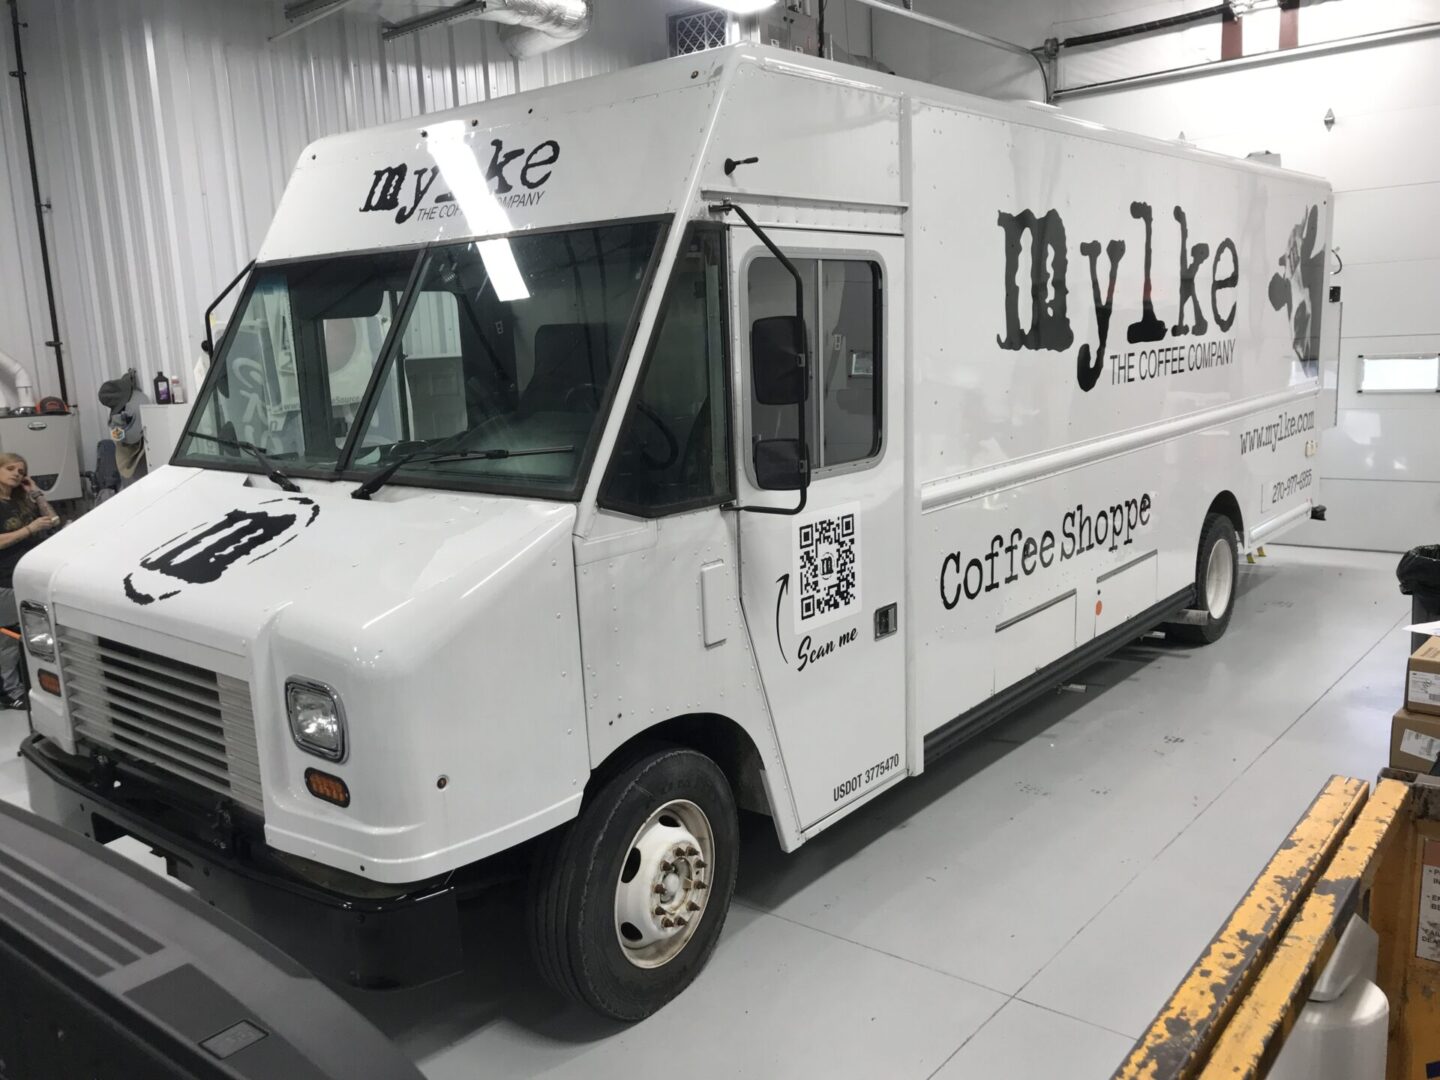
[635, 402, 680, 470]
[563, 383, 602, 411]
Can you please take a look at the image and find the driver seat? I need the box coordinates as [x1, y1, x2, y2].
[522, 323, 611, 416]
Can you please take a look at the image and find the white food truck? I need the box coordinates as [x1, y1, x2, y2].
[18, 43, 1330, 1019]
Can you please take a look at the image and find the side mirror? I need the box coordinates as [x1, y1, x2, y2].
[753, 437, 807, 491]
[751, 316, 807, 406]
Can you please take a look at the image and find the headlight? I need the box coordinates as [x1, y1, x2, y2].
[20, 601, 54, 661]
[286, 678, 347, 761]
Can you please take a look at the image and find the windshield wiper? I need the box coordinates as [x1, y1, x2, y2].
[350, 443, 575, 501]
[184, 432, 303, 493]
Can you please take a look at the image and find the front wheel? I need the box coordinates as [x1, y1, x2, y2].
[527, 745, 739, 1021]
[1167, 512, 1239, 644]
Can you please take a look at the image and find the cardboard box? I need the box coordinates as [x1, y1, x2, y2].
[1392, 707, 1440, 773]
[1408, 636, 1440, 717]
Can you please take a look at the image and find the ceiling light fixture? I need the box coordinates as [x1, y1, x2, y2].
[704, 0, 778, 14]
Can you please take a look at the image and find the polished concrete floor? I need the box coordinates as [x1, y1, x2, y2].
[0, 546, 1411, 1078]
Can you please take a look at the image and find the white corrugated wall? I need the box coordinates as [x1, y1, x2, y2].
[0, 0, 679, 461]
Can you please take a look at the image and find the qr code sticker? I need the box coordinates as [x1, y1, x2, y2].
[794, 505, 861, 632]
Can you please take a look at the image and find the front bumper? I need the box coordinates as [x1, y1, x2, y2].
[20, 734, 463, 989]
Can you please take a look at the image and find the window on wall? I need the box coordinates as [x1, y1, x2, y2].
[1358, 354, 1440, 393]
[601, 227, 732, 516]
[748, 257, 882, 472]
[669, 9, 729, 56]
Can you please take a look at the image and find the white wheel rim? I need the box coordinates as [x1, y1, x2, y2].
[1204, 536, 1235, 619]
[614, 799, 715, 969]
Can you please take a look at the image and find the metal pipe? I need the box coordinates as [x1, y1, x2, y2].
[1059, 4, 1230, 51]
[850, 0, 1051, 101]
[269, 0, 358, 43]
[6, 0, 68, 403]
[382, 0, 592, 58]
[0, 347, 35, 408]
[850, 0, 1035, 61]
[1055, 19, 1440, 100]
[488, 0, 593, 60]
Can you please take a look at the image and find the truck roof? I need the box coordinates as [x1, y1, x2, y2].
[258, 43, 1328, 263]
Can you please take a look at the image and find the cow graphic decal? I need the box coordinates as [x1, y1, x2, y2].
[123, 497, 319, 606]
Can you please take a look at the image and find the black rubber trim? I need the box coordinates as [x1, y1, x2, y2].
[925, 586, 1194, 763]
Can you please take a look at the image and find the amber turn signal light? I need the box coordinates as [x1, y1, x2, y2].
[305, 768, 350, 808]
[37, 669, 61, 696]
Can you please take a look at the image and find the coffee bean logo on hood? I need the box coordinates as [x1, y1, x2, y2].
[123, 497, 320, 606]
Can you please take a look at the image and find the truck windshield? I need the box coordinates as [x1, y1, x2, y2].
[345, 220, 662, 497]
[178, 221, 663, 496]
[177, 250, 420, 471]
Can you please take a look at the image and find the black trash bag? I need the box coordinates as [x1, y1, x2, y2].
[1398, 544, 1440, 597]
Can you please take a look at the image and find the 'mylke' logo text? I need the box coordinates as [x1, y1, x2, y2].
[360, 137, 560, 224]
[996, 202, 1239, 392]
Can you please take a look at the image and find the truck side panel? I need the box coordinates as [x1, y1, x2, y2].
[906, 101, 1328, 739]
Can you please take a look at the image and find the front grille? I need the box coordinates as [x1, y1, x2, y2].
[56, 627, 263, 815]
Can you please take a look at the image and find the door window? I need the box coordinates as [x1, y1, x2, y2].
[601, 227, 732, 516]
[748, 257, 882, 473]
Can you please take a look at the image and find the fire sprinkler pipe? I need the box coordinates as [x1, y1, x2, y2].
[850, 0, 1051, 102]
[6, 0, 69, 403]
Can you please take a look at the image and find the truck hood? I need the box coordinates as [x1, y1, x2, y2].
[18, 466, 577, 655]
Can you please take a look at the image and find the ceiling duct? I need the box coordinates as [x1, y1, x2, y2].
[382, 0, 593, 58]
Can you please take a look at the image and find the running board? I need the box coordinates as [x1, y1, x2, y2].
[1171, 608, 1210, 626]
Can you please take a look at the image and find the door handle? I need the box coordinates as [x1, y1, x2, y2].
[27, 421, 46, 431]
[875, 603, 898, 639]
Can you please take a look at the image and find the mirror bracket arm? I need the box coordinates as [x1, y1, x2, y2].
[204, 259, 256, 358]
[712, 201, 811, 517]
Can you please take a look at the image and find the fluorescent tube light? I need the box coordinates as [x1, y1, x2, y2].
[478, 239, 530, 303]
[706, 0, 776, 13]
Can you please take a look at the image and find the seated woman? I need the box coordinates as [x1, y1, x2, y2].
[0, 453, 60, 708]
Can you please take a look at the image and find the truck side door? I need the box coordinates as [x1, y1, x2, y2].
[731, 228, 908, 832]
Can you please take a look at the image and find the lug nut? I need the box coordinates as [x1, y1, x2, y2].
[693, 880, 708, 890]
[694, 859, 707, 870]
[654, 906, 666, 917]
[661, 916, 675, 928]
[674, 845, 687, 856]
[685, 846, 699, 857]
[660, 860, 674, 872]
[687, 901, 701, 912]
[653, 883, 667, 894]
[674, 916, 688, 927]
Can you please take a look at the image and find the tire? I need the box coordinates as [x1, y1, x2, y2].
[1167, 512, 1239, 645]
[527, 745, 739, 1021]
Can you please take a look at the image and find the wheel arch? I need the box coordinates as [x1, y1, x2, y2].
[1207, 490, 1245, 545]
[588, 713, 773, 818]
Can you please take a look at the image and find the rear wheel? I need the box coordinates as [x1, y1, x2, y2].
[527, 745, 739, 1021]
[1167, 512, 1239, 644]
